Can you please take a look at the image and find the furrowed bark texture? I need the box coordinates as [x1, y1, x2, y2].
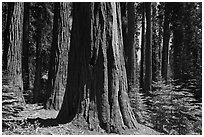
[22, 2, 30, 91]
[144, 2, 152, 93]
[140, 3, 145, 89]
[57, 2, 138, 133]
[3, 3, 14, 70]
[45, 3, 71, 110]
[162, 3, 170, 82]
[7, 2, 24, 91]
[126, 2, 138, 92]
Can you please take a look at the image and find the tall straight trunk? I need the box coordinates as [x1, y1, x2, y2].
[7, 2, 24, 91]
[57, 3, 138, 133]
[140, 3, 145, 89]
[22, 2, 30, 91]
[161, 3, 170, 82]
[144, 2, 152, 92]
[33, 25, 42, 103]
[3, 3, 14, 70]
[172, 28, 183, 81]
[126, 2, 137, 92]
[152, 3, 160, 82]
[45, 2, 71, 110]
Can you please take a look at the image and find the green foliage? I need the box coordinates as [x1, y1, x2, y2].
[144, 80, 202, 135]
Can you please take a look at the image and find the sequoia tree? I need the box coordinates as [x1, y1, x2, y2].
[161, 3, 171, 82]
[22, 2, 30, 91]
[126, 2, 138, 92]
[144, 2, 152, 92]
[44, 3, 71, 110]
[140, 3, 145, 89]
[3, 3, 14, 70]
[6, 2, 24, 91]
[57, 3, 138, 133]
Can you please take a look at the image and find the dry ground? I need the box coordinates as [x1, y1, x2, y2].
[2, 104, 162, 135]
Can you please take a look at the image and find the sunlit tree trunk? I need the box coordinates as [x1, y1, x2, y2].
[7, 2, 24, 91]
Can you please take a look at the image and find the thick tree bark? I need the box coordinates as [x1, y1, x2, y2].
[140, 3, 145, 89]
[126, 2, 138, 92]
[152, 3, 161, 82]
[7, 2, 24, 98]
[45, 3, 71, 110]
[22, 2, 30, 91]
[161, 3, 170, 82]
[3, 3, 14, 70]
[144, 2, 152, 93]
[57, 2, 138, 133]
[33, 28, 42, 103]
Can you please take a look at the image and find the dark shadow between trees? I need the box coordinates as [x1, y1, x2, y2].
[26, 117, 59, 127]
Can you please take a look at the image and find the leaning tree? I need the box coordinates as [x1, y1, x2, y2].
[57, 2, 139, 133]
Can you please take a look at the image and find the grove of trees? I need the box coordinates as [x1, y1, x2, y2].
[2, 2, 202, 135]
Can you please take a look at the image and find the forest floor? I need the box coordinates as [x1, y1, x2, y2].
[2, 104, 162, 135]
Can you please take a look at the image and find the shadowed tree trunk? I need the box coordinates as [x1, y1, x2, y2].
[22, 2, 30, 91]
[3, 3, 14, 71]
[161, 3, 170, 82]
[172, 28, 183, 80]
[57, 2, 138, 133]
[44, 2, 71, 110]
[144, 2, 152, 93]
[33, 25, 42, 103]
[126, 2, 138, 92]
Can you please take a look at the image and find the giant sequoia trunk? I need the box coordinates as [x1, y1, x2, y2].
[45, 3, 71, 110]
[126, 2, 138, 92]
[161, 3, 170, 82]
[7, 2, 24, 91]
[140, 3, 145, 89]
[33, 26, 42, 103]
[57, 2, 138, 133]
[22, 2, 30, 91]
[3, 3, 14, 70]
[144, 2, 152, 93]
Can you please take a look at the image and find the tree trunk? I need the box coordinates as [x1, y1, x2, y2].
[152, 3, 161, 82]
[22, 2, 30, 91]
[144, 2, 152, 93]
[44, 3, 71, 110]
[7, 2, 24, 98]
[161, 3, 170, 82]
[126, 2, 138, 92]
[33, 21, 42, 103]
[57, 2, 138, 133]
[140, 3, 145, 89]
[3, 3, 14, 71]
[172, 28, 183, 81]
